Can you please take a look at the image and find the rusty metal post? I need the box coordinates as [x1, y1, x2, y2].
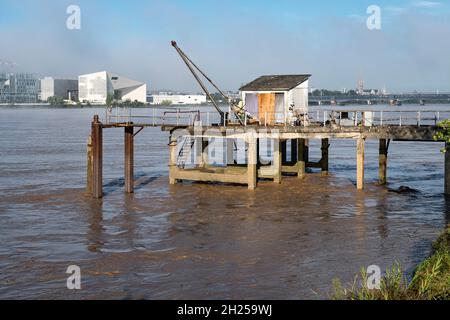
[125, 125, 134, 193]
[86, 135, 93, 194]
[91, 115, 103, 198]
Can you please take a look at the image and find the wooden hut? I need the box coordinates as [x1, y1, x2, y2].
[239, 74, 311, 125]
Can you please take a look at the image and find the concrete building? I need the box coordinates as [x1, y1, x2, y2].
[78, 71, 147, 104]
[239, 74, 310, 125]
[0, 73, 39, 103]
[150, 93, 207, 105]
[40, 77, 78, 101]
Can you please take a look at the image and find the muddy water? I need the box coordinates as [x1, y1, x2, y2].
[0, 106, 449, 299]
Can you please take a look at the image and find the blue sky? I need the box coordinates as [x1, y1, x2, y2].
[1, 0, 450, 92]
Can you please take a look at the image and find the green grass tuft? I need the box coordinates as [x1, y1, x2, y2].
[332, 226, 450, 300]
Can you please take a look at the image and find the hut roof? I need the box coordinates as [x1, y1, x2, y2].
[239, 74, 311, 92]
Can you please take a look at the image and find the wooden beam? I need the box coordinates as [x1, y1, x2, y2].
[124, 125, 134, 193]
[281, 140, 287, 165]
[169, 135, 178, 185]
[226, 138, 234, 165]
[202, 139, 209, 166]
[247, 134, 257, 190]
[273, 139, 282, 184]
[297, 138, 306, 179]
[92, 115, 103, 198]
[321, 138, 329, 176]
[357, 137, 365, 190]
[195, 137, 203, 167]
[291, 139, 298, 164]
[379, 139, 388, 185]
[304, 139, 309, 164]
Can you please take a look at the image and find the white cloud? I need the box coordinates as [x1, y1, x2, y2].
[413, 1, 443, 8]
[384, 6, 408, 15]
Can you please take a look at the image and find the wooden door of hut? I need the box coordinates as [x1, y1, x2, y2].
[258, 93, 276, 125]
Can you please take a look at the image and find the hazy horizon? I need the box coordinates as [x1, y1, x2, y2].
[1, 0, 450, 93]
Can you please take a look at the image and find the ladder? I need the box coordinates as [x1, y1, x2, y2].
[177, 136, 195, 169]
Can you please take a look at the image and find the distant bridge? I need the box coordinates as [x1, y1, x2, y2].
[309, 94, 450, 106]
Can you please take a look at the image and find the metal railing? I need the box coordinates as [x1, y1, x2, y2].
[104, 106, 450, 128]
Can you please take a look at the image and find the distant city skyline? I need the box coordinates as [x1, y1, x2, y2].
[1, 0, 450, 93]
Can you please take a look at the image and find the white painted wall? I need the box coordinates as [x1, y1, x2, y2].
[121, 84, 147, 103]
[79, 71, 108, 104]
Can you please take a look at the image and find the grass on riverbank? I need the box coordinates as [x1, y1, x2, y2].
[332, 227, 450, 300]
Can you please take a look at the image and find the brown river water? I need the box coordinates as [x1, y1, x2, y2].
[0, 106, 449, 299]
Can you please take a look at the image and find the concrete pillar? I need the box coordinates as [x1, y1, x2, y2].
[247, 134, 257, 190]
[357, 137, 365, 190]
[202, 139, 209, 167]
[195, 137, 203, 167]
[321, 138, 329, 176]
[445, 143, 450, 195]
[86, 135, 93, 194]
[124, 125, 134, 193]
[379, 139, 388, 185]
[226, 138, 234, 165]
[169, 135, 178, 185]
[92, 115, 103, 198]
[273, 139, 282, 184]
[297, 138, 306, 179]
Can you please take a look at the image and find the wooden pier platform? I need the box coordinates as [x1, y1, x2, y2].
[86, 110, 449, 198]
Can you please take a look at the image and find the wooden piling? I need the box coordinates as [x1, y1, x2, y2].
[91, 115, 103, 198]
[357, 137, 365, 190]
[124, 125, 134, 193]
[304, 139, 309, 164]
[195, 137, 203, 167]
[281, 140, 287, 165]
[291, 139, 298, 164]
[86, 135, 93, 194]
[445, 143, 450, 195]
[273, 139, 282, 184]
[379, 139, 388, 185]
[202, 139, 209, 167]
[297, 138, 306, 179]
[321, 138, 329, 176]
[169, 135, 178, 185]
[226, 138, 234, 165]
[247, 134, 257, 190]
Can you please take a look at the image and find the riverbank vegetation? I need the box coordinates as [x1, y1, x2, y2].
[332, 227, 450, 300]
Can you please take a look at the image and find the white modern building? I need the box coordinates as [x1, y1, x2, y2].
[40, 77, 78, 101]
[150, 93, 207, 105]
[78, 71, 147, 104]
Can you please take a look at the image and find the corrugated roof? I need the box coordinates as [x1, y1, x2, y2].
[239, 74, 311, 92]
